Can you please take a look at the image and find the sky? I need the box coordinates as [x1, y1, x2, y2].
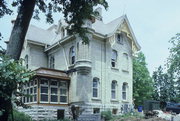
[0, 0, 180, 75]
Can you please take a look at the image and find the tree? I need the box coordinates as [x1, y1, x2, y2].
[0, 53, 33, 121]
[133, 52, 154, 107]
[0, 0, 108, 60]
[167, 33, 180, 101]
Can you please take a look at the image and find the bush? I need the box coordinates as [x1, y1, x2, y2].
[8, 110, 33, 121]
[101, 110, 112, 121]
[40, 118, 70, 121]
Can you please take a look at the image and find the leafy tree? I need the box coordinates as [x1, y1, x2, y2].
[152, 66, 177, 109]
[133, 52, 154, 107]
[167, 33, 180, 101]
[0, 0, 108, 60]
[0, 52, 33, 120]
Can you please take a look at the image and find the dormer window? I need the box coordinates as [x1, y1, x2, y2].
[69, 46, 75, 65]
[117, 33, 123, 44]
[49, 56, 55, 69]
[111, 50, 117, 68]
[25, 55, 28, 69]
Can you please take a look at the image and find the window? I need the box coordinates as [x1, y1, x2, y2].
[60, 81, 68, 103]
[111, 81, 117, 99]
[69, 46, 75, 65]
[112, 109, 118, 114]
[50, 80, 58, 103]
[122, 83, 128, 100]
[40, 78, 49, 102]
[92, 78, 99, 98]
[111, 50, 117, 68]
[117, 33, 123, 44]
[25, 55, 28, 69]
[22, 80, 37, 103]
[49, 56, 55, 69]
[93, 108, 100, 114]
[123, 53, 129, 71]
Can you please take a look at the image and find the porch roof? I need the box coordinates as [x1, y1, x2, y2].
[34, 67, 70, 80]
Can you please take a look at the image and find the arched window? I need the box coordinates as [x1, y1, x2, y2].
[25, 55, 28, 69]
[49, 56, 55, 69]
[123, 53, 129, 71]
[111, 80, 117, 99]
[111, 50, 117, 68]
[92, 78, 99, 98]
[122, 83, 128, 100]
[69, 46, 75, 64]
[117, 33, 123, 44]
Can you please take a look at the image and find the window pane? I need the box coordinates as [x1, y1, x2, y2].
[30, 88, 33, 94]
[93, 81, 98, 87]
[51, 95, 58, 102]
[34, 87, 37, 94]
[123, 92, 126, 100]
[51, 81, 57, 86]
[112, 50, 117, 60]
[60, 82, 67, 87]
[93, 89, 98, 97]
[111, 82, 116, 89]
[123, 84, 126, 91]
[41, 86, 48, 93]
[41, 94, 48, 101]
[34, 95, 37, 102]
[112, 91, 115, 99]
[40, 79, 48, 85]
[60, 96, 67, 103]
[111, 61, 115, 67]
[51, 88, 58, 95]
[60, 88, 67, 95]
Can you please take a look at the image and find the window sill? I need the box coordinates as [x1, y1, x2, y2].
[111, 99, 119, 102]
[111, 67, 119, 71]
[122, 100, 129, 103]
[122, 69, 129, 73]
[92, 98, 101, 101]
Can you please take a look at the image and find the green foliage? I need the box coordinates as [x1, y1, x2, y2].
[1, 0, 108, 43]
[8, 110, 33, 121]
[0, 52, 34, 120]
[167, 33, 180, 100]
[41, 119, 70, 121]
[133, 52, 154, 107]
[101, 110, 112, 121]
[152, 33, 180, 103]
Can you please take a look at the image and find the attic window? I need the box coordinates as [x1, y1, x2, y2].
[117, 34, 123, 44]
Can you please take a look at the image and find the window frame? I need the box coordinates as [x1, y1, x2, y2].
[111, 50, 118, 68]
[69, 46, 75, 65]
[49, 55, 55, 69]
[111, 81, 117, 100]
[59, 81, 68, 104]
[122, 53, 129, 71]
[40, 78, 49, 103]
[122, 83, 128, 101]
[117, 33, 123, 44]
[92, 78, 100, 98]
[50, 79, 58, 103]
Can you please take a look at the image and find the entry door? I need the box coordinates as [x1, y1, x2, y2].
[57, 109, 64, 119]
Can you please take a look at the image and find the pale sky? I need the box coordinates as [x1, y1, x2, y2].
[0, 0, 180, 75]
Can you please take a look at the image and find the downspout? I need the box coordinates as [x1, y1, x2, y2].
[58, 41, 69, 70]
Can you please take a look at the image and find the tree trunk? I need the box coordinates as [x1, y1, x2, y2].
[6, 0, 36, 60]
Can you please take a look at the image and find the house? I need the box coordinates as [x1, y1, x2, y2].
[16, 8, 140, 120]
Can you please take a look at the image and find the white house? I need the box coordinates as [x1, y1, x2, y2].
[16, 8, 140, 120]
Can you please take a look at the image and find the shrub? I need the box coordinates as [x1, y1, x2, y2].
[101, 110, 112, 121]
[8, 110, 33, 121]
[40, 118, 70, 121]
